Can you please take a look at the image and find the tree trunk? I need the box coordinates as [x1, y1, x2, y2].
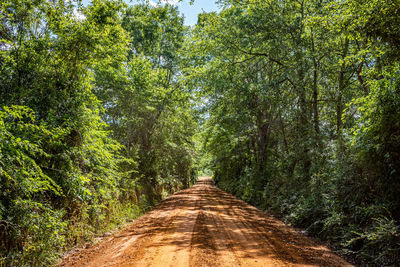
[337, 38, 349, 135]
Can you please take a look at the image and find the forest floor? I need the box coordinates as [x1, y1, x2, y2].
[58, 177, 352, 267]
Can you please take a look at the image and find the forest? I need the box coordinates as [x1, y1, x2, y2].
[0, 0, 399, 266]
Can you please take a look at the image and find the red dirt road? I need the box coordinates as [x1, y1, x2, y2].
[59, 177, 352, 267]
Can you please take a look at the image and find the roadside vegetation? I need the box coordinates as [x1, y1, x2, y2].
[0, 0, 399, 266]
[191, 1, 400, 265]
[0, 1, 197, 265]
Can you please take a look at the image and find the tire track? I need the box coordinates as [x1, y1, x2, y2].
[59, 177, 353, 267]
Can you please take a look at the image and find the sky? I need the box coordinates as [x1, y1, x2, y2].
[168, 0, 220, 26]
[81, 0, 220, 26]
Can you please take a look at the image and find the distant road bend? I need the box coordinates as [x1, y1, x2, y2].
[59, 177, 352, 267]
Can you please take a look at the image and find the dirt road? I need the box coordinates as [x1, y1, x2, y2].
[59, 177, 352, 267]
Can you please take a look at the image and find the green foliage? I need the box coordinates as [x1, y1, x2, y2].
[346, 216, 400, 265]
[1, 0, 399, 265]
[186, 0, 400, 265]
[0, 106, 66, 265]
[0, 0, 197, 265]
[95, 2, 198, 206]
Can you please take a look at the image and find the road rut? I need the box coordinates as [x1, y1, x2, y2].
[59, 177, 352, 267]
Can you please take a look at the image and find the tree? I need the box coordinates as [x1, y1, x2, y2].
[185, 0, 400, 265]
[94, 3, 197, 205]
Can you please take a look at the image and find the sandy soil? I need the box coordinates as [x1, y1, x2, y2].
[58, 177, 353, 267]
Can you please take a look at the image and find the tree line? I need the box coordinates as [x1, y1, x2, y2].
[0, 0, 198, 265]
[1, 0, 399, 266]
[188, 0, 400, 265]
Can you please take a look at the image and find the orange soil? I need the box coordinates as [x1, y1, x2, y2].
[58, 177, 353, 267]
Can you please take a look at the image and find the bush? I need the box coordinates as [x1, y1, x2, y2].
[345, 216, 400, 266]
